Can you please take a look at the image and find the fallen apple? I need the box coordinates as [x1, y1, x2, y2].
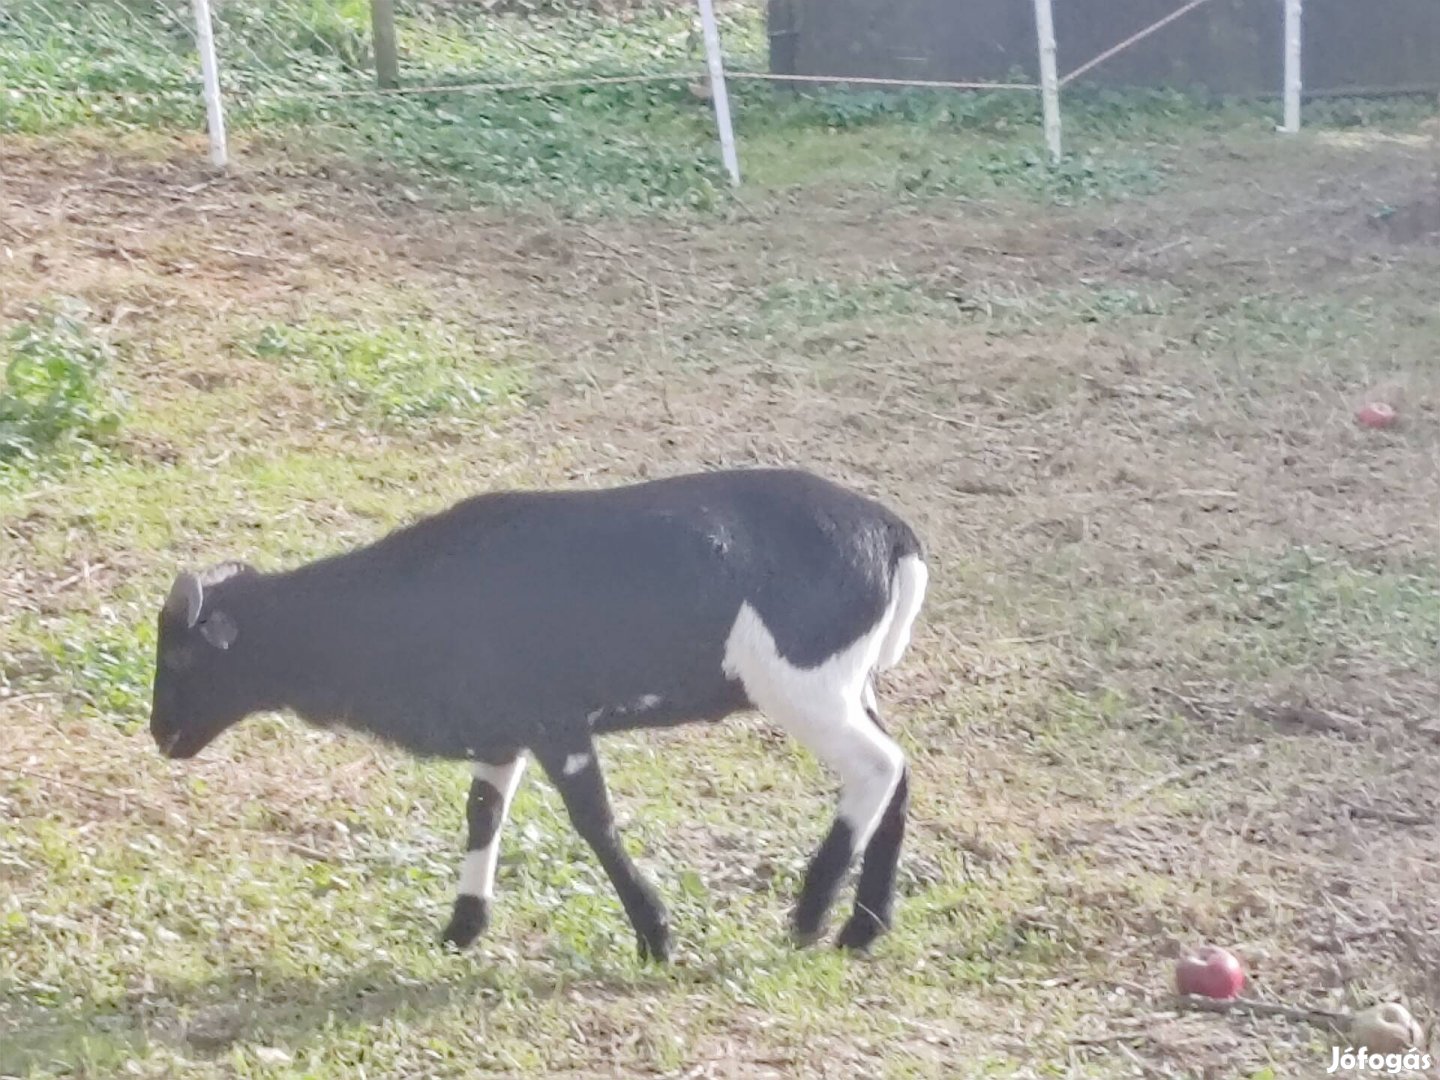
[1175, 945, 1245, 1000]
[1356, 402, 1398, 429]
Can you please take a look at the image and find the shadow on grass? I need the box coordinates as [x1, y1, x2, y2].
[1, 954, 673, 1073]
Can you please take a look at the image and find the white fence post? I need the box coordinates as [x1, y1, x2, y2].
[192, 0, 228, 167]
[695, 0, 740, 186]
[1032, 0, 1062, 163]
[1279, 0, 1302, 133]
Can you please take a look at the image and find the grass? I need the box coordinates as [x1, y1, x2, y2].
[1212, 548, 1440, 677]
[2, 1, 1439, 1077]
[240, 318, 527, 429]
[8, 0, 1432, 215]
[0, 300, 125, 467]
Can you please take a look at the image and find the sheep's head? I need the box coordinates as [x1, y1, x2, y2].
[150, 562, 254, 759]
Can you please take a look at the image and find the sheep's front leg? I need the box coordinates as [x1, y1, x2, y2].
[535, 740, 671, 963]
[442, 752, 527, 949]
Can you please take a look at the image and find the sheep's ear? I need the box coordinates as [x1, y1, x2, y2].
[165, 572, 204, 629]
[200, 610, 238, 650]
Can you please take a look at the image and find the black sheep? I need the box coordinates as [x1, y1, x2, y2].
[150, 468, 928, 958]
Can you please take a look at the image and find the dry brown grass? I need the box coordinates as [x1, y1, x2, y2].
[3, 119, 1439, 1078]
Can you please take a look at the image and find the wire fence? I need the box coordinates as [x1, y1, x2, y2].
[2, 0, 1311, 194]
[0, 0, 731, 206]
[217, 0, 711, 98]
[1, 1, 202, 126]
[5, 8, 719, 126]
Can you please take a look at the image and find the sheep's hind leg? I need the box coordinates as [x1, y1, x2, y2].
[834, 687, 910, 951]
[442, 752, 527, 949]
[771, 691, 906, 949]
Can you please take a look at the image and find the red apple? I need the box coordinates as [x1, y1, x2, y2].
[1175, 945, 1245, 1000]
[1356, 402, 1397, 429]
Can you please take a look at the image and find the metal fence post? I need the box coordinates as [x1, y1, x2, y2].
[192, 0, 228, 168]
[696, 0, 741, 186]
[1279, 0, 1303, 133]
[1033, 0, 1062, 163]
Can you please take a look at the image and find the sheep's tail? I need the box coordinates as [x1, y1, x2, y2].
[876, 549, 928, 673]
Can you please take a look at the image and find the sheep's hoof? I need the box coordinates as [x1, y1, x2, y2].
[835, 910, 887, 952]
[440, 895, 490, 950]
[636, 925, 672, 964]
[789, 921, 826, 949]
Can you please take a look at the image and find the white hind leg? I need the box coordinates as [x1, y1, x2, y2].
[778, 695, 906, 944]
[722, 602, 907, 945]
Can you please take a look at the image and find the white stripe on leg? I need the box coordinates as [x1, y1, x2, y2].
[458, 756, 527, 899]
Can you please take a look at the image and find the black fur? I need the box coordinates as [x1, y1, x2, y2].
[150, 468, 924, 958]
[533, 739, 671, 962]
[836, 766, 909, 951]
[442, 895, 489, 949]
[791, 819, 856, 946]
